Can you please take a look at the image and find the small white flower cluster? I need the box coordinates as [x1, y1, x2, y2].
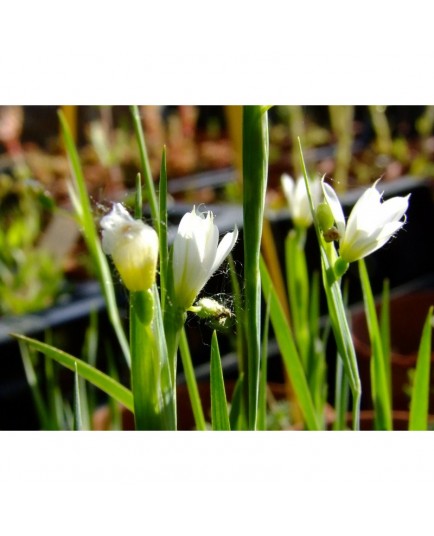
[281, 173, 410, 265]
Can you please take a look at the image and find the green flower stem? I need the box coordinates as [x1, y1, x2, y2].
[242, 105, 269, 430]
[298, 138, 361, 430]
[130, 289, 161, 430]
[179, 328, 206, 431]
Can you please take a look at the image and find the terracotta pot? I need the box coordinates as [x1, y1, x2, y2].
[351, 291, 434, 412]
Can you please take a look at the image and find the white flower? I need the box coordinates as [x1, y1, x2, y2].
[100, 203, 159, 292]
[322, 178, 410, 263]
[281, 173, 322, 228]
[172, 207, 238, 310]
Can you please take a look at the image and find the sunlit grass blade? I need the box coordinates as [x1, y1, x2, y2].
[229, 374, 246, 431]
[210, 331, 230, 431]
[179, 327, 206, 431]
[359, 259, 392, 430]
[409, 306, 433, 431]
[11, 333, 134, 412]
[58, 109, 130, 368]
[380, 279, 391, 401]
[158, 146, 169, 308]
[130, 105, 159, 225]
[333, 353, 349, 431]
[44, 336, 65, 430]
[260, 257, 320, 430]
[73, 363, 83, 431]
[242, 105, 269, 430]
[257, 294, 271, 431]
[18, 340, 50, 429]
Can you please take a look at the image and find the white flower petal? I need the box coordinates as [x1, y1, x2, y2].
[172, 207, 237, 310]
[322, 180, 346, 237]
[210, 226, 239, 275]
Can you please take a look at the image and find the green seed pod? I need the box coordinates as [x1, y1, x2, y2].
[316, 202, 335, 232]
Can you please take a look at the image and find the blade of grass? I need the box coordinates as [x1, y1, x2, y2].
[18, 341, 50, 429]
[229, 374, 246, 431]
[409, 306, 433, 431]
[58, 109, 130, 368]
[73, 362, 83, 431]
[358, 259, 392, 431]
[242, 105, 269, 430]
[210, 331, 230, 431]
[257, 293, 271, 431]
[179, 327, 206, 431]
[260, 257, 320, 430]
[380, 279, 391, 402]
[129, 105, 159, 225]
[158, 146, 169, 308]
[11, 333, 134, 412]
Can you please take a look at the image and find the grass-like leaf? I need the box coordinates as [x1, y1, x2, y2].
[229, 374, 246, 431]
[257, 294, 271, 431]
[359, 259, 392, 430]
[58, 110, 130, 367]
[409, 306, 433, 431]
[210, 331, 230, 431]
[242, 105, 269, 430]
[73, 362, 83, 431]
[12, 333, 134, 412]
[179, 327, 206, 431]
[260, 257, 320, 430]
[130, 105, 159, 225]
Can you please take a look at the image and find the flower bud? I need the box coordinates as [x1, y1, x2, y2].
[172, 207, 238, 310]
[100, 203, 159, 292]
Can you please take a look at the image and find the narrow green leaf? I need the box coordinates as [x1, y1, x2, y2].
[134, 172, 143, 219]
[210, 331, 231, 431]
[229, 373, 246, 431]
[11, 333, 134, 412]
[179, 327, 206, 431]
[380, 279, 391, 401]
[409, 306, 433, 431]
[18, 340, 50, 429]
[260, 257, 320, 430]
[73, 363, 83, 431]
[359, 259, 392, 430]
[130, 105, 159, 226]
[242, 105, 269, 430]
[58, 110, 130, 368]
[158, 146, 169, 309]
[257, 294, 271, 431]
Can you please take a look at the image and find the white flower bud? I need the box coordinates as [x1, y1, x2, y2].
[100, 203, 159, 292]
[281, 173, 322, 228]
[172, 206, 238, 310]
